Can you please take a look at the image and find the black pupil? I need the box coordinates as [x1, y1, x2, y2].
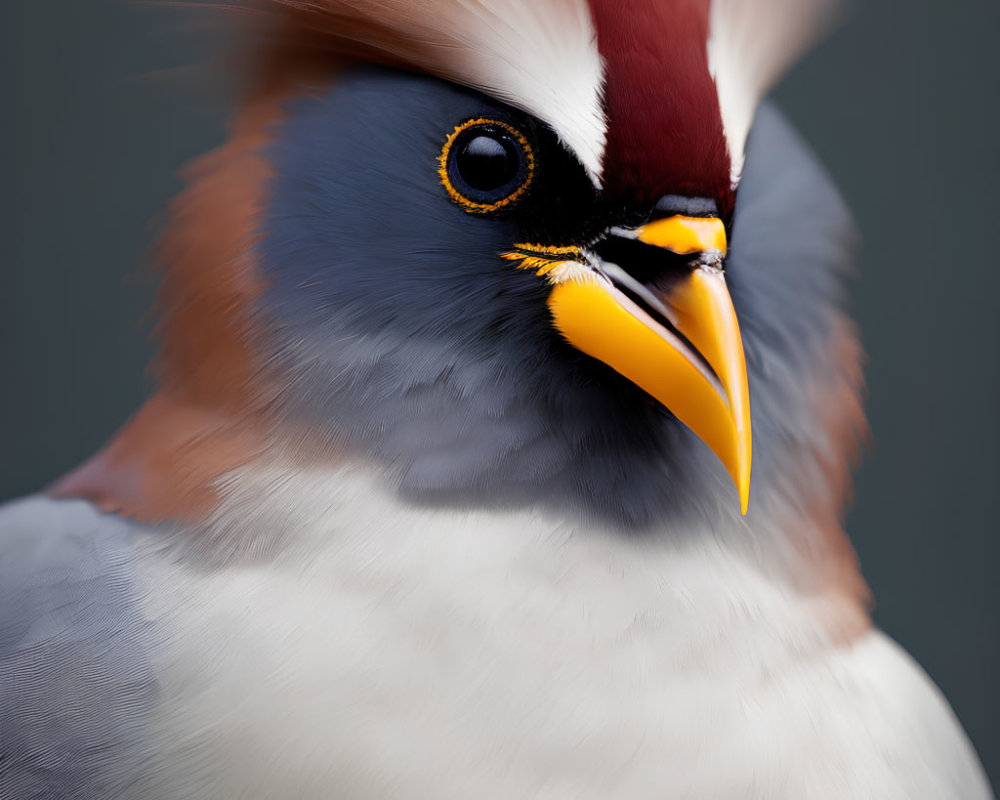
[455, 131, 520, 192]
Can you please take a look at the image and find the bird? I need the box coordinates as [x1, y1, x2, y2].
[0, 0, 993, 797]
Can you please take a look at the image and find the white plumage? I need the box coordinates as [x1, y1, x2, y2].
[268, 0, 606, 179]
[131, 465, 992, 799]
[708, 0, 840, 181]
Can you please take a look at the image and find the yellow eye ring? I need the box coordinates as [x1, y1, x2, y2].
[438, 118, 535, 214]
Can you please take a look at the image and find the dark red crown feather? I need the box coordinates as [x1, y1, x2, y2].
[587, 0, 734, 218]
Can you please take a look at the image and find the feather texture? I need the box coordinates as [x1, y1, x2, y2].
[263, 0, 606, 180]
[708, 0, 840, 181]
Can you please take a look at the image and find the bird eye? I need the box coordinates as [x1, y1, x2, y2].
[439, 119, 535, 213]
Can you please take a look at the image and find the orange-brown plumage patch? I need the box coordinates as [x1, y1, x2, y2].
[51, 394, 265, 524]
[51, 31, 342, 523]
[780, 315, 873, 642]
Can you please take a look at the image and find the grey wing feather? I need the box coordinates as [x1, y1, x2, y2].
[0, 496, 157, 800]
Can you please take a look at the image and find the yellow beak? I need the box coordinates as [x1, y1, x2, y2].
[534, 216, 752, 513]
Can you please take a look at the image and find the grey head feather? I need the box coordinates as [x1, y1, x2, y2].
[258, 67, 859, 532]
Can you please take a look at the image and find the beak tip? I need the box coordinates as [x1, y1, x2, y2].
[732, 462, 751, 516]
[729, 438, 752, 516]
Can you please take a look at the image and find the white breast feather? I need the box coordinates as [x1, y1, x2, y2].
[130, 465, 992, 799]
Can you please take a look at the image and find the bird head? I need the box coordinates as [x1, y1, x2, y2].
[57, 0, 865, 547]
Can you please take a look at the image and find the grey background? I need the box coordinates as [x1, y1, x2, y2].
[1, 0, 997, 788]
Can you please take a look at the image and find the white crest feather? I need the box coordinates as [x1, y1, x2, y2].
[282, 0, 606, 181]
[708, 0, 840, 182]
